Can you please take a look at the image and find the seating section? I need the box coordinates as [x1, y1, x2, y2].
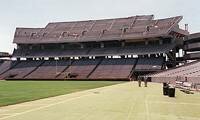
[135, 57, 164, 71]
[0, 58, 166, 80]
[89, 58, 136, 79]
[150, 61, 200, 77]
[184, 33, 200, 60]
[147, 61, 200, 84]
[0, 61, 17, 75]
[89, 47, 119, 56]
[13, 49, 62, 58]
[25, 60, 71, 79]
[1, 60, 43, 79]
[121, 44, 174, 55]
[13, 44, 174, 58]
[13, 16, 183, 44]
[59, 49, 90, 57]
[57, 59, 101, 79]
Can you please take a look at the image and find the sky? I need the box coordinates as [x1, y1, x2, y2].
[0, 0, 199, 53]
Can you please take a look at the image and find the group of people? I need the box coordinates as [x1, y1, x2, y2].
[137, 76, 148, 87]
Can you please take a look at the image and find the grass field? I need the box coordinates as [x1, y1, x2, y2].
[0, 80, 123, 107]
[0, 82, 200, 120]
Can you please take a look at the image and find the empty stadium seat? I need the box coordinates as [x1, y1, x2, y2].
[57, 59, 101, 79]
[25, 60, 71, 79]
[89, 58, 136, 79]
[1, 60, 43, 79]
[135, 57, 164, 71]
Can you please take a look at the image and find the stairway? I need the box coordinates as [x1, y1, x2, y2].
[23, 61, 45, 79]
[86, 58, 103, 78]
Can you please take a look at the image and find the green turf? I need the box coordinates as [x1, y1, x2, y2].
[0, 80, 123, 107]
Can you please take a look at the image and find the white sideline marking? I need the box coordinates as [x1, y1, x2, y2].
[0, 94, 92, 120]
[0, 113, 19, 116]
[3, 104, 49, 108]
[15, 104, 49, 106]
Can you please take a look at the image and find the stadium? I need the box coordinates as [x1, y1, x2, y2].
[0, 15, 189, 80]
[0, 14, 200, 120]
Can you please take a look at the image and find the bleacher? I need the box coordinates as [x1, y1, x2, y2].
[56, 59, 101, 79]
[135, 57, 164, 72]
[0, 61, 17, 75]
[0, 57, 165, 80]
[13, 15, 186, 44]
[89, 58, 137, 80]
[25, 60, 71, 79]
[13, 44, 175, 58]
[145, 61, 200, 84]
[1, 60, 43, 79]
[184, 32, 200, 60]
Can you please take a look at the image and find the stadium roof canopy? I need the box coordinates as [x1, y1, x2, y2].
[13, 15, 189, 44]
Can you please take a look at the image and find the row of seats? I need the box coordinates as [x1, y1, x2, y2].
[150, 61, 200, 77]
[13, 44, 173, 57]
[89, 58, 137, 79]
[0, 57, 164, 80]
[57, 59, 101, 79]
[1, 61, 43, 79]
[135, 57, 164, 71]
[0, 61, 18, 75]
[148, 61, 200, 84]
[25, 60, 71, 79]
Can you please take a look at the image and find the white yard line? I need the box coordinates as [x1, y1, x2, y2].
[145, 96, 150, 120]
[126, 98, 136, 120]
[0, 93, 92, 120]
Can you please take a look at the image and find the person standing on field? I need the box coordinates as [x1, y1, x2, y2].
[138, 76, 142, 87]
[144, 77, 148, 87]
